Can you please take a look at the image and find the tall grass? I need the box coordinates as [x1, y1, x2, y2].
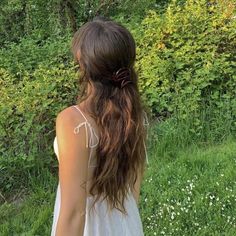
[148, 104, 235, 156]
[138, 105, 236, 235]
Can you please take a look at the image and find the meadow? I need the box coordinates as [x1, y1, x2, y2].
[1, 115, 235, 235]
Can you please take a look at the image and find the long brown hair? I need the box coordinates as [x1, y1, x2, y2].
[71, 17, 148, 214]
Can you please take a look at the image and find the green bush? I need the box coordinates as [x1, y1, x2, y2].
[0, 35, 71, 77]
[0, 66, 78, 198]
[0, 0, 161, 46]
[136, 0, 236, 121]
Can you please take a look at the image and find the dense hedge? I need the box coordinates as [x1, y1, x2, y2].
[136, 0, 236, 119]
[0, 66, 78, 195]
[0, 36, 71, 77]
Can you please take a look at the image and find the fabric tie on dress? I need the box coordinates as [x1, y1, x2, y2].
[73, 105, 149, 165]
[73, 121, 99, 148]
[72, 105, 99, 168]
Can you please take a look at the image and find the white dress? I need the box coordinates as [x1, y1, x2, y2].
[51, 105, 147, 236]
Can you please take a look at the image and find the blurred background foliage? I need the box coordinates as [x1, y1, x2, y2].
[0, 0, 159, 45]
[0, 0, 235, 215]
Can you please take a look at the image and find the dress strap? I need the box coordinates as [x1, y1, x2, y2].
[72, 105, 99, 168]
[73, 105, 89, 123]
[143, 139, 149, 165]
[143, 111, 149, 165]
[72, 105, 99, 148]
[143, 111, 149, 126]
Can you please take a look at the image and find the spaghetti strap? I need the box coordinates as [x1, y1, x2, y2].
[72, 105, 99, 149]
[72, 105, 99, 168]
[143, 111, 149, 165]
[73, 105, 89, 123]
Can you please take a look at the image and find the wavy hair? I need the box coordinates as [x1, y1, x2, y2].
[71, 17, 148, 214]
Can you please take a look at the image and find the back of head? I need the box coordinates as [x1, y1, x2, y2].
[71, 17, 147, 214]
[72, 17, 136, 87]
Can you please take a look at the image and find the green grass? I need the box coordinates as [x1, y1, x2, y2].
[0, 115, 236, 235]
[140, 137, 236, 235]
[0, 168, 57, 236]
[1, 138, 235, 235]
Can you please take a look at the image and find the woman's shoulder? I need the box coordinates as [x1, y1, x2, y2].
[56, 104, 99, 138]
[58, 104, 100, 150]
[56, 104, 86, 123]
[55, 106, 85, 138]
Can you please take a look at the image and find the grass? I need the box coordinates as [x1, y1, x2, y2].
[0, 117, 236, 235]
[0, 167, 57, 235]
[140, 138, 236, 235]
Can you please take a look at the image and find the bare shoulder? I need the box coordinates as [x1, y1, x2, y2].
[55, 105, 87, 137]
[56, 105, 83, 125]
[55, 105, 88, 158]
[56, 105, 76, 120]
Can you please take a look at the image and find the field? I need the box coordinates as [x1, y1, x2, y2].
[1, 120, 235, 236]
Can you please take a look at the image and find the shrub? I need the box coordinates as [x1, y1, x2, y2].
[136, 0, 236, 123]
[0, 66, 78, 197]
[0, 36, 71, 78]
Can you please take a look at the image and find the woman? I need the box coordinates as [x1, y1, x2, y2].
[51, 16, 149, 236]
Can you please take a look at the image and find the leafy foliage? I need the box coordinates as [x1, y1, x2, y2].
[0, 35, 71, 76]
[136, 0, 236, 122]
[0, 0, 161, 46]
[0, 66, 78, 198]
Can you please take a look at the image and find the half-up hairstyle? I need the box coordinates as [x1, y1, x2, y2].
[71, 17, 148, 214]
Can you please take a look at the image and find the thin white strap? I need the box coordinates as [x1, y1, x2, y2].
[73, 105, 89, 122]
[73, 122, 99, 149]
[73, 105, 99, 148]
[73, 106, 99, 167]
[87, 123, 99, 148]
[143, 111, 149, 165]
[143, 139, 149, 165]
[73, 122, 89, 147]
[143, 111, 149, 126]
[73, 122, 99, 167]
